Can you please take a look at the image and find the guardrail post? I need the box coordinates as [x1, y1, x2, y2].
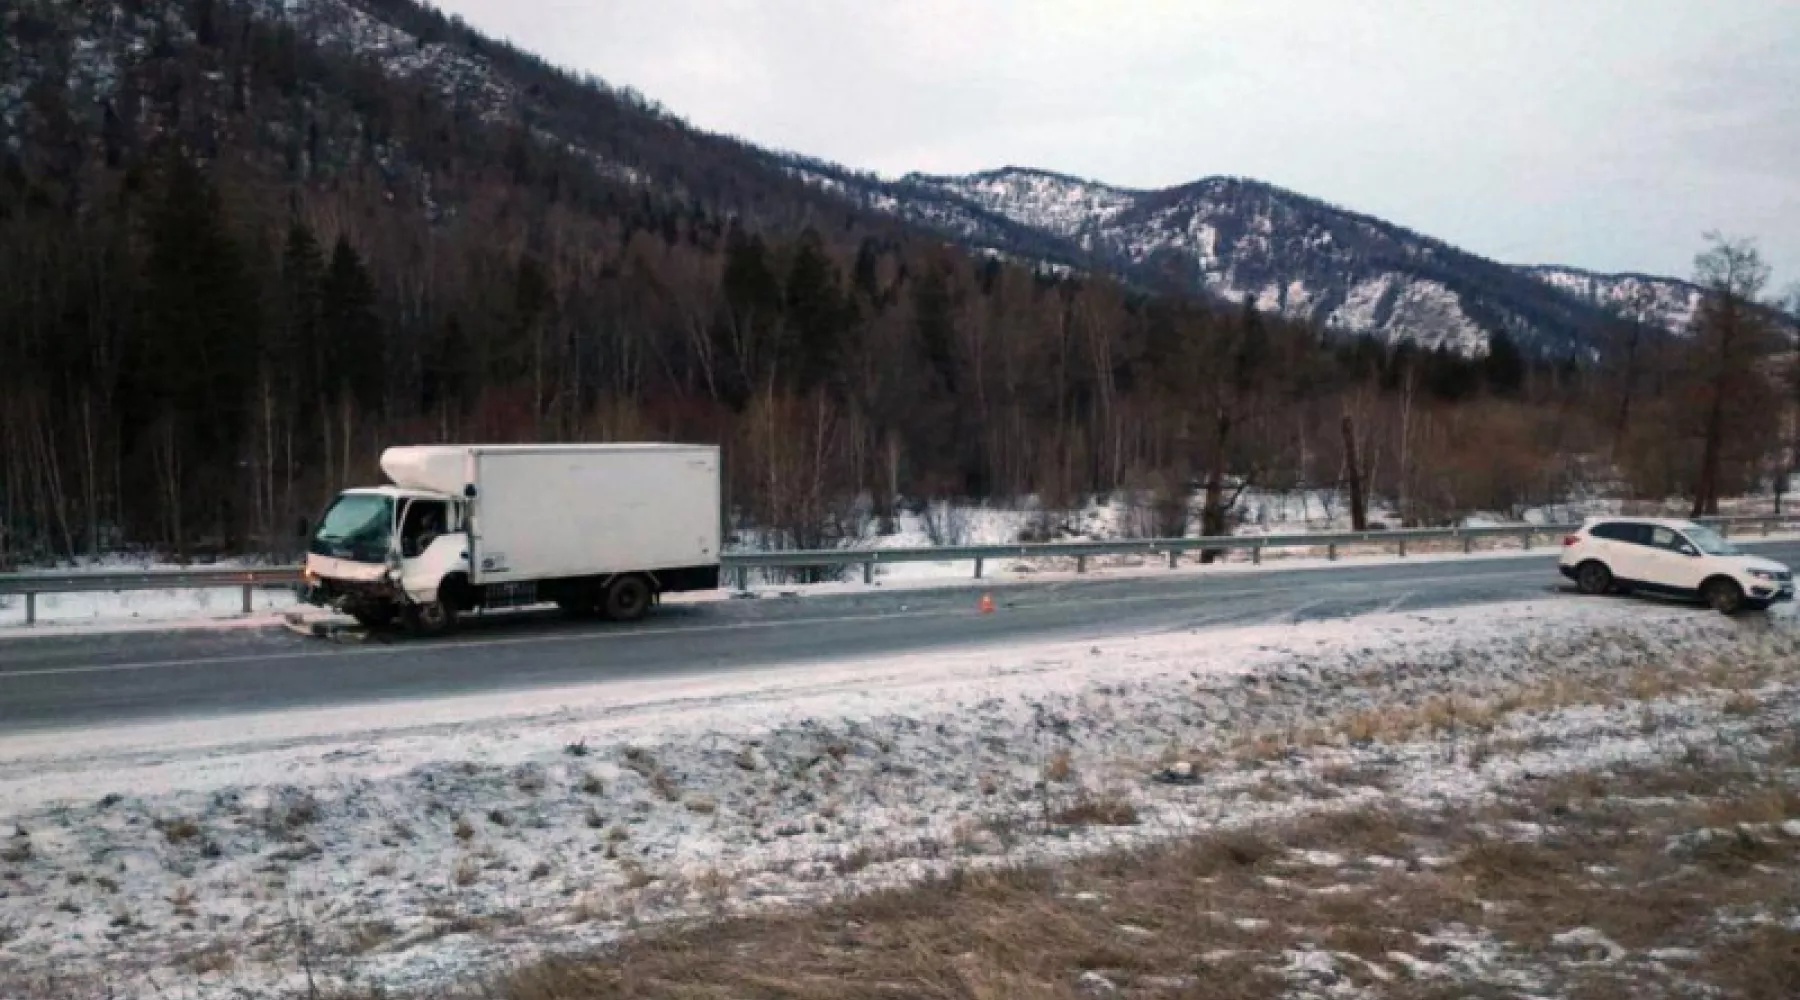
[1327, 543, 1338, 562]
[25, 592, 35, 627]
[241, 583, 253, 615]
[1765, 518, 1774, 537]
[974, 557, 984, 579]
[1463, 535, 1474, 554]
[1522, 531, 1533, 551]
[1077, 555, 1087, 574]
[736, 567, 749, 591]
[1168, 549, 1179, 569]
[863, 561, 874, 585]
[1398, 538, 1407, 558]
[1252, 545, 1261, 565]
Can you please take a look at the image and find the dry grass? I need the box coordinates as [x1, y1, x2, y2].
[1705, 785, 1800, 827]
[178, 945, 236, 975]
[1043, 748, 1074, 783]
[469, 739, 1799, 1000]
[649, 770, 682, 803]
[578, 772, 605, 796]
[1723, 689, 1763, 717]
[453, 858, 481, 887]
[263, 790, 320, 833]
[1703, 926, 1800, 1000]
[157, 817, 202, 844]
[1051, 793, 1140, 828]
[344, 920, 399, 955]
[0, 840, 29, 863]
[452, 816, 475, 842]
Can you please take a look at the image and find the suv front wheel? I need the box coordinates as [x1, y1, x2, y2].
[1703, 578, 1746, 616]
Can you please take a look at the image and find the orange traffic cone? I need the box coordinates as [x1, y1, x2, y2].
[978, 593, 996, 615]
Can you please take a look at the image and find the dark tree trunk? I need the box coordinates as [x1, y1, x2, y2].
[1343, 413, 1368, 531]
[1200, 409, 1231, 563]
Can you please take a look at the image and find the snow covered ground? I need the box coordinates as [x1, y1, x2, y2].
[0, 597, 1794, 997]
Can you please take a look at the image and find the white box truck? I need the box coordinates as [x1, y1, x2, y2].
[302, 443, 721, 632]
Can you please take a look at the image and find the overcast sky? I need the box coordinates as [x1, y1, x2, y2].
[434, 0, 1800, 291]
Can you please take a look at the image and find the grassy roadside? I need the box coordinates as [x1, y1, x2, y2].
[494, 744, 1799, 1000]
[480, 650, 1800, 1000]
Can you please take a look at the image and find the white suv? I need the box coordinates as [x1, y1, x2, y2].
[1559, 517, 1792, 614]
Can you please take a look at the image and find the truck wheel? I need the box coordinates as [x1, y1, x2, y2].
[408, 599, 459, 636]
[603, 575, 654, 622]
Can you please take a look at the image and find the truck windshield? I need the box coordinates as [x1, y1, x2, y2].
[310, 494, 394, 563]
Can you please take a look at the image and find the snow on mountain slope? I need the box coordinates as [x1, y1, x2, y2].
[854, 169, 1611, 357]
[1519, 265, 1706, 334]
[905, 167, 1140, 243]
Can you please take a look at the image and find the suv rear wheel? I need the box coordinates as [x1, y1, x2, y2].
[1575, 561, 1613, 596]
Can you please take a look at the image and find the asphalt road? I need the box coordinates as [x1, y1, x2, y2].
[2, 542, 1796, 733]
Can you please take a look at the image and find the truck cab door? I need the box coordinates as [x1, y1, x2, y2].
[397, 499, 468, 603]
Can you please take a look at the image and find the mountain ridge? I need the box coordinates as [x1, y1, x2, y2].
[2, 0, 1767, 359]
[800, 163, 1736, 355]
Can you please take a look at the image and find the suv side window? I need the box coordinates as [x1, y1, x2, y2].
[1652, 527, 1695, 554]
[1593, 522, 1649, 544]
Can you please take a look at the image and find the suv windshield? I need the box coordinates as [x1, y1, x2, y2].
[310, 493, 394, 563]
[1683, 525, 1739, 556]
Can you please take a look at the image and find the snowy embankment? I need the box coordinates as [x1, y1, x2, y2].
[0, 598, 1795, 997]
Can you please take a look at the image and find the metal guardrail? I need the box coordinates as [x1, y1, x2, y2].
[0, 515, 1792, 625]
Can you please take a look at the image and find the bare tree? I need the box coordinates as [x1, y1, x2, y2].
[1688, 234, 1777, 517]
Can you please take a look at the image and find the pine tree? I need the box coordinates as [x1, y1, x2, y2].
[319, 234, 382, 411]
[131, 148, 257, 547]
[784, 230, 845, 393]
[278, 220, 325, 405]
[1482, 331, 1526, 396]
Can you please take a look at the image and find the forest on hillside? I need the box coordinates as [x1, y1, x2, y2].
[1, 0, 1796, 567]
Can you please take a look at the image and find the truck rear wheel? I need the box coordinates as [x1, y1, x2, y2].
[603, 575, 654, 622]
